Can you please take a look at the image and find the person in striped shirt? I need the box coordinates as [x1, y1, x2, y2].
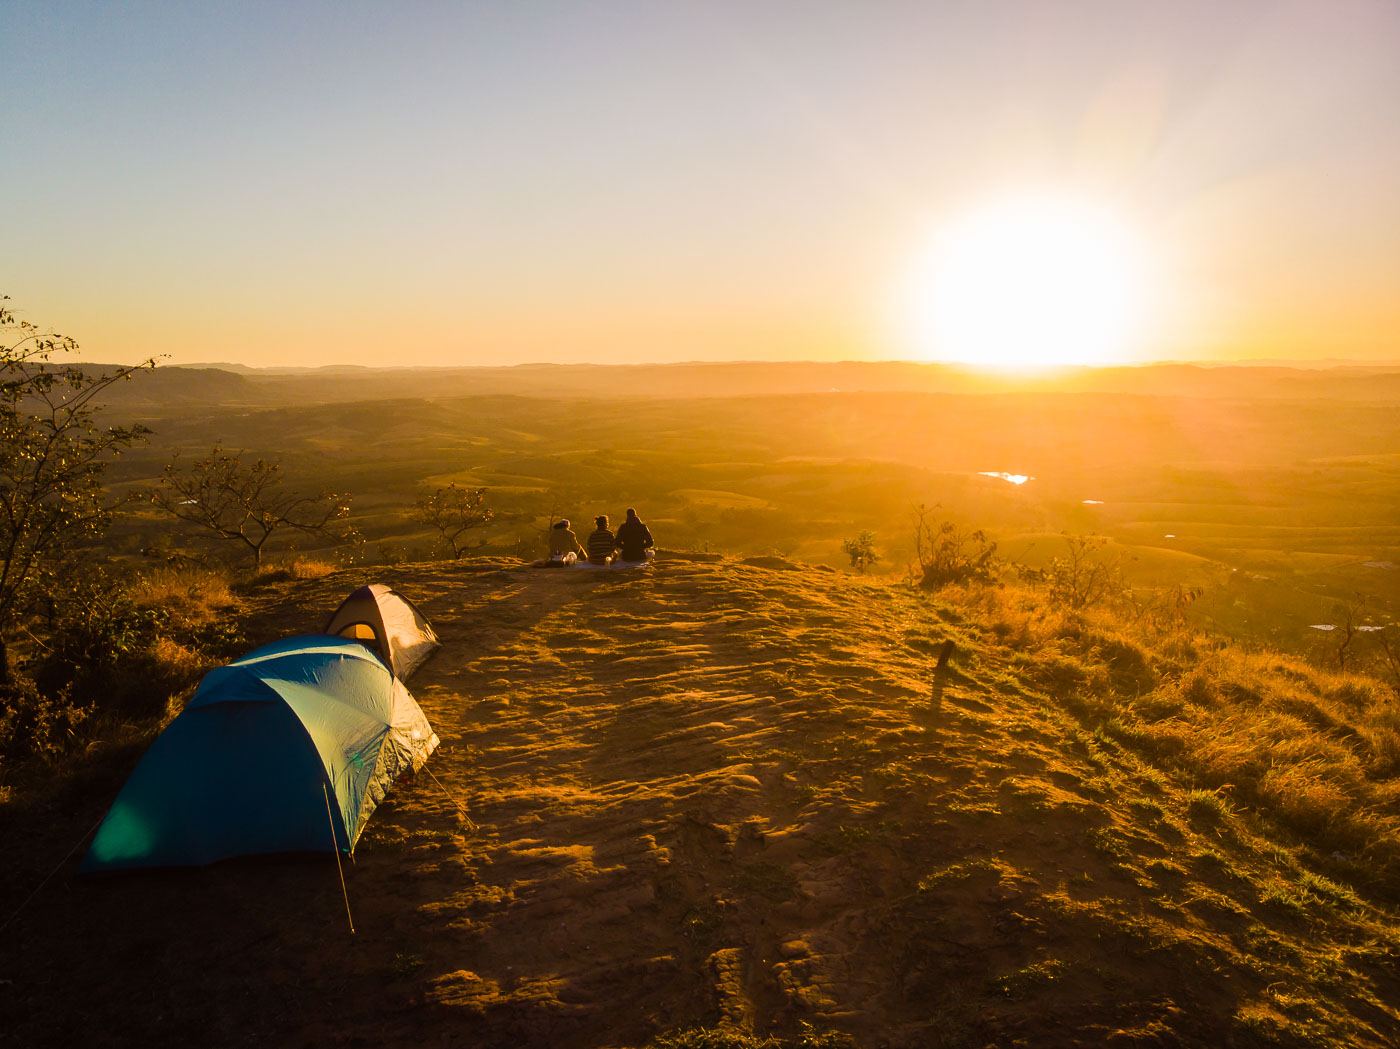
[586, 515, 618, 565]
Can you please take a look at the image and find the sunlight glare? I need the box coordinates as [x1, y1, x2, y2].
[901, 195, 1146, 370]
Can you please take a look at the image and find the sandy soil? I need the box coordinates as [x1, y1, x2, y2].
[2, 556, 1397, 1048]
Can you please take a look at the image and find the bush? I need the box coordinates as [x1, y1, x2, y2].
[911, 505, 997, 589]
[35, 573, 169, 710]
[1044, 534, 1127, 610]
[842, 531, 879, 573]
[0, 675, 88, 762]
[12, 565, 244, 750]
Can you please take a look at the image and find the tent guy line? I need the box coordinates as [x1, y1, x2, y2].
[423, 763, 479, 836]
[0, 813, 105, 935]
[324, 781, 356, 935]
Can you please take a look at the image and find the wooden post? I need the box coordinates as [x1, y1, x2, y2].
[930, 639, 955, 712]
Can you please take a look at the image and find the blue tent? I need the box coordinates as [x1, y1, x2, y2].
[81, 636, 439, 873]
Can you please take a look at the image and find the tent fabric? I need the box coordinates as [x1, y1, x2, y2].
[80, 636, 439, 873]
[323, 583, 439, 680]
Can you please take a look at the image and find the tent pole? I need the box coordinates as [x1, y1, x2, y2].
[323, 781, 356, 934]
[423, 764, 478, 835]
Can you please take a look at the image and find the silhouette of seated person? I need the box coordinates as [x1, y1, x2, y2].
[586, 515, 618, 565]
[548, 519, 586, 565]
[615, 507, 654, 563]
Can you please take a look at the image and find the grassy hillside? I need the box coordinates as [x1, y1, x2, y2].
[96, 381, 1400, 664]
[2, 556, 1397, 1047]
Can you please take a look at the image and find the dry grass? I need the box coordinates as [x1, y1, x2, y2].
[247, 557, 340, 586]
[143, 636, 213, 696]
[972, 580, 1400, 882]
[129, 566, 236, 619]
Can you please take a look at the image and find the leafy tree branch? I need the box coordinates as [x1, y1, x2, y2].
[0, 295, 154, 681]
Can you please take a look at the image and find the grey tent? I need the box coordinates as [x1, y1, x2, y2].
[324, 584, 439, 679]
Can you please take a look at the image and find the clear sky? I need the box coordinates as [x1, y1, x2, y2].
[4, 1, 1399, 368]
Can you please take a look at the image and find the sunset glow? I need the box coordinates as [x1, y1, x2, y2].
[2, 2, 1399, 366]
[901, 196, 1147, 370]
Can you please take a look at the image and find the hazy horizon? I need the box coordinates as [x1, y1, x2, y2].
[83, 356, 1400, 375]
[6, 1, 1399, 369]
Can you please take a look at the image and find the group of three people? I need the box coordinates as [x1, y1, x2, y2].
[549, 508, 654, 566]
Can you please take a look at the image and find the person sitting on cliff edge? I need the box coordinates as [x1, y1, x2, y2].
[547, 518, 587, 566]
[615, 507, 655, 563]
[586, 515, 617, 566]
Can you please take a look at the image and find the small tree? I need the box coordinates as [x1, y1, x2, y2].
[0, 297, 153, 682]
[411, 483, 494, 558]
[1331, 593, 1370, 672]
[1045, 533, 1124, 610]
[152, 447, 354, 566]
[843, 531, 879, 573]
[1123, 582, 1202, 634]
[912, 504, 997, 589]
[1372, 625, 1400, 692]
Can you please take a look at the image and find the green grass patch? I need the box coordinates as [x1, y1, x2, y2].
[736, 861, 799, 902]
[647, 1026, 854, 1049]
[993, 958, 1072, 1000]
[1185, 788, 1235, 823]
[917, 858, 1001, 892]
[813, 820, 899, 856]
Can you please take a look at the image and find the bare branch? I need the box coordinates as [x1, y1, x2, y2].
[152, 446, 354, 566]
[411, 483, 494, 559]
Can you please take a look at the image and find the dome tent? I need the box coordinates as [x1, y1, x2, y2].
[81, 636, 439, 873]
[324, 583, 439, 680]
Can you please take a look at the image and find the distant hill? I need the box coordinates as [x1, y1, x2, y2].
[85, 363, 264, 414]
[86, 359, 1400, 412]
[6, 556, 1397, 1047]
[176, 361, 265, 374]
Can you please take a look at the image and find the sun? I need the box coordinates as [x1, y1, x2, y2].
[899, 194, 1146, 370]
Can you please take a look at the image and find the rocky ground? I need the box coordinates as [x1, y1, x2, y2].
[2, 556, 1398, 1048]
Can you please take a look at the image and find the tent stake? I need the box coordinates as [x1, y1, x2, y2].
[323, 781, 356, 935]
[423, 764, 478, 835]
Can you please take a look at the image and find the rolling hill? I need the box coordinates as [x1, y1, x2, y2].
[94, 359, 1400, 414]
